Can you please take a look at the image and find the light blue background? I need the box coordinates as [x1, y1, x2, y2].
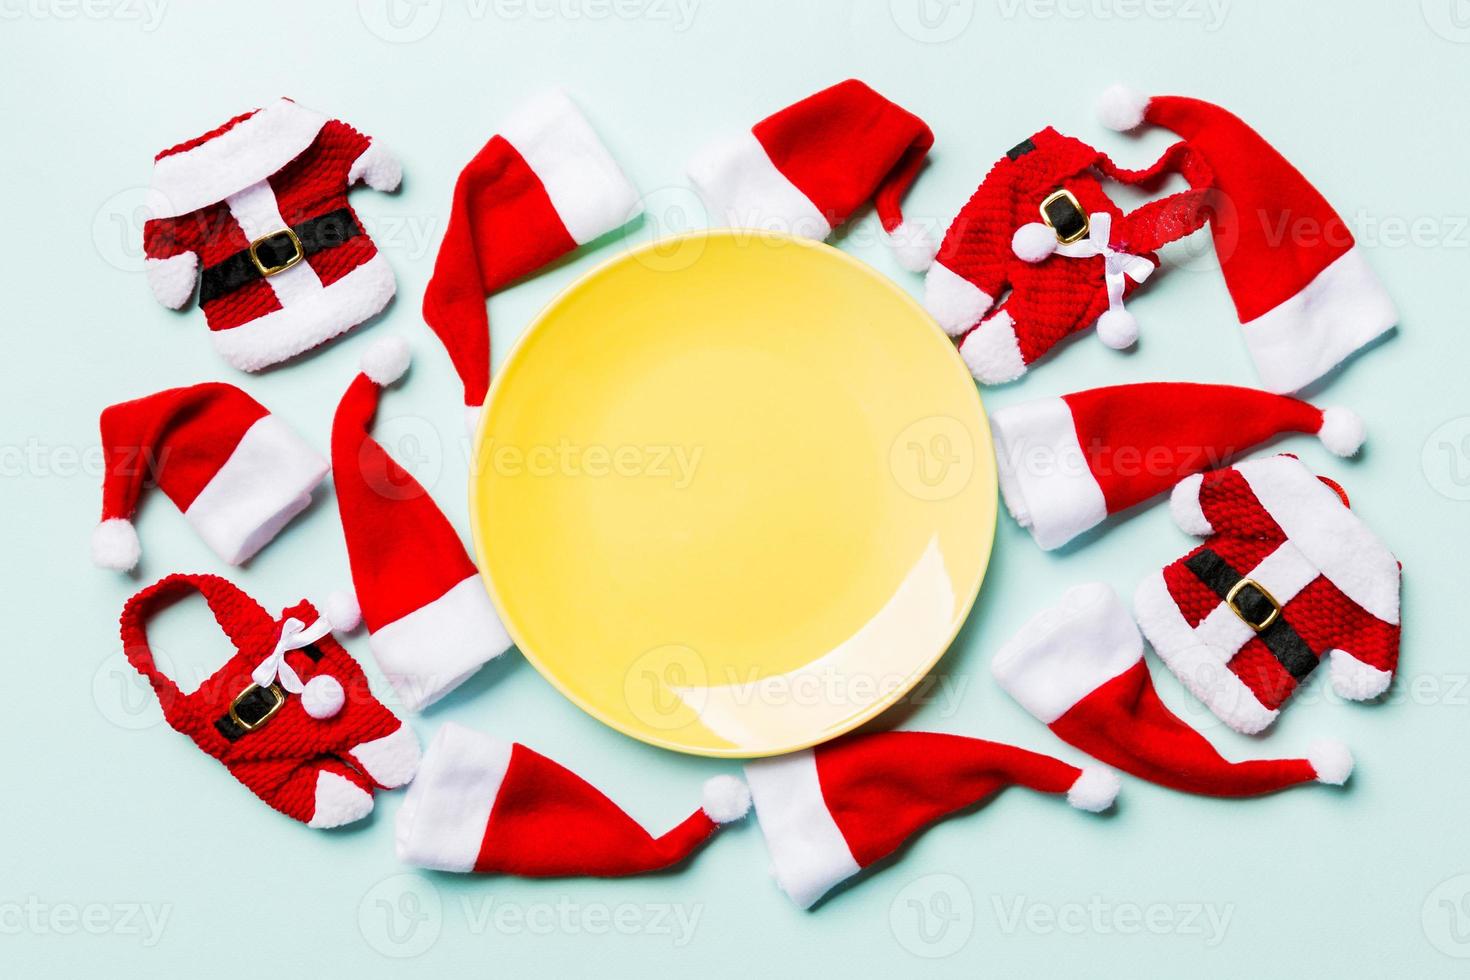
[4, 0, 1469, 974]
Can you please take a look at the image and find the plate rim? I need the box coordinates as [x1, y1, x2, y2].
[468, 228, 997, 758]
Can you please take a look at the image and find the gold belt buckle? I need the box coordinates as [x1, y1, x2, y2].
[1225, 578, 1281, 633]
[1039, 188, 1090, 245]
[228, 683, 286, 733]
[248, 228, 304, 277]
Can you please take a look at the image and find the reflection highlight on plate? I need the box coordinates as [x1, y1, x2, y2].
[671, 536, 956, 752]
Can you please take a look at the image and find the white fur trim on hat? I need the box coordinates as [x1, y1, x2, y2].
[959, 310, 1027, 384]
[348, 140, 402, 192]
[146, 253, 198, 309]
[1306, 739, 1353, 786]
[886, 220, 938, 272]
[501, 89, 643, 246]
[368, 575, 512, 712]
[989, 397, 1108, 551]
[1169, 474, 1213, 536]
[361, 336, 411, 386]
[182, 414, 329, 566]
[1316, 407, 1365, 457]
[396, 723, 511, 870]
[1238, 245, 1397, 394]
[1097, 84, 1150, 132]
[992, 582, 1143, 724]
[701, 775, 752, 824]
[92, 518, 141, 571]
[1067, 766, 1121, 812]
[744, 750, 860, 910]
[686, 130, 831, 241]
[923, 261, 993, 337]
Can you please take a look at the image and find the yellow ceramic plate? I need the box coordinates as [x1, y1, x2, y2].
[470, 230, 996, 757]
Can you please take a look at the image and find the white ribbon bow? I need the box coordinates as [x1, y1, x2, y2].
[251, 617, 332, 693]
[1054, 212, 1154, 319]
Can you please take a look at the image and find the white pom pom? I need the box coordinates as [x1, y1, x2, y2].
[1011, 222, 1057, 263]
[1306, 739, 1354, 786]
[301, 675, 345, 720]
[1169, 474, 1213, 536]
[361, 336, 410, 386]
[92, 518, 141, 571]
[887, 220, 938, 273]
[1317, 407, 1365, 457]
[701, 775, 752, 824]
[1067, 766, 1121, 812]
[1097, 84, 1150, 131]
[323, 589, 361, 632]
[1095, 308, 1138, 349]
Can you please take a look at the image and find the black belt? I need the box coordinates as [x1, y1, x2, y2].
[199, 209, 360, 305]
[214, 643, 324, 741]
[1185, 550, 1318, 681]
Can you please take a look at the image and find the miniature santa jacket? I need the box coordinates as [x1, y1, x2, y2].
[142, 98, 401, 371]
[1135, 455, 1401, 734]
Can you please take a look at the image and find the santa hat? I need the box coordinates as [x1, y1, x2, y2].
[330, 338, 512, 712]
[743, 731, 1118, 909]
[993, 582, 1353, 797]
[396, 722, 751, 876]
[687, 79, 937, 271]
[422, 90, 642, 431]
[1098, 85, 1397, 393]
[92, 383, 328, 571]
[989, 382, 1365, 550]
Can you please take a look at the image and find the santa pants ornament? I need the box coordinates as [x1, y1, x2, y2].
[743, 730, 1118, 908]
[120, 574, 419, 828]
[396, 723, 751, 876]
[993, 582, 1352, 797]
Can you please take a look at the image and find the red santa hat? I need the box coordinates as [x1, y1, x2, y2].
[1098, 85, 1397, 393]
[396, 722, 751, 876]
[993, 582, 1353, 797]
[989, 382, 1364, 550]
[687, 79, 937, 271]
[422, 90, 642, 431]
[330, 338, 512, 712]
[743, 731, 1118, 909]
[92, 383, 328, 571]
